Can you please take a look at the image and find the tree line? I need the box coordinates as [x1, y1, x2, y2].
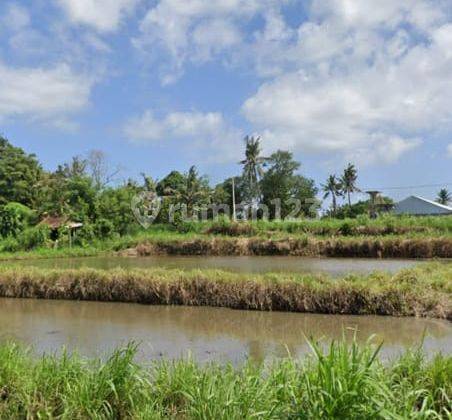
[0, 135, 450, 247]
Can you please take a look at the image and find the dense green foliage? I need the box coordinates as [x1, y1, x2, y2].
[1, 136, 450, 255]
[0, 138, 42, 207]
[0, 340, 450, 418]
[0, 137, 318, 250]
[0, 202, 35, 237]
[1, 214, 452, 256]
[261, 150, 318, 218]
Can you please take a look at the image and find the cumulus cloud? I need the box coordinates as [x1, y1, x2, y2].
[129, 0, 452, 164]
[242, 0, 452, 164]
[124, 110, 242, 162]
[134, 0, 285, 83]
[56, 0, 139, 32]
[0, 62, 94, 129]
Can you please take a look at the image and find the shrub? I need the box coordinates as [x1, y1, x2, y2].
[206, 217, 257, 236]
[71, 224, 95, 247]
[0, 202, 34, 238]
[339, 222, 353, 236]
[0, 236, 20, 253]
[175, 220, 200, 234]
[93, 218, 115, 239]
[17, 225, 50, 250]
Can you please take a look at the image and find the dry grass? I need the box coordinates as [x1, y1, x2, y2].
[0, 263, 450, 319]
[121, 236, 452, 258]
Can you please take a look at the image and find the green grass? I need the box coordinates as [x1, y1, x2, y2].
[252, 214, 452, 236]
[0, 263, 450, 318]
[125, 215, 452, 236]
[0, 339, 450, 418]
[1, 232, 452, 260]
[1, 215, 451, 260]
[132, 215, 452, 236]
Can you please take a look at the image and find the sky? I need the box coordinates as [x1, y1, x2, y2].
[1, 0, 452, 202]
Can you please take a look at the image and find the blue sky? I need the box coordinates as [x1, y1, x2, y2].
[1, 0, 452, 202]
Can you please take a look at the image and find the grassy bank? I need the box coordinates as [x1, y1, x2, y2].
[1, 215, 451, 260]
[121, 235, 452, 258]
[206, 215, 452, 236]
[0, 340, 450, 418]
[1, 234, 452, 261]
[0, 263, 450, 319]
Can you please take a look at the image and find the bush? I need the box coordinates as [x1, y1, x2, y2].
[0, 202, 34, 238]
[93, 218, 115, 239]
[339, 222, 353, 236]
[206, 217, 257, 236]
[174, 220, 199, 234]
[71, 224, 95, 247]
[17, 225, 50, 250]
[0, 236, 20, 253]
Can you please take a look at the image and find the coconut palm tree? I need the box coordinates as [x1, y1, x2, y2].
[240, 135, 268, 203]
[436, 188, 451, 205]
[321, 175, 343, 215]
[168, 166, 210, 215]
[341, 163, 360, 207]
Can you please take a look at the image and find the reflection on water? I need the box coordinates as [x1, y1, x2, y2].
[0, 298, 449, 364]
[7, 255, 422, 277]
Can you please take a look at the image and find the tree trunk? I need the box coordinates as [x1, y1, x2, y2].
[332, 194, 337, 215]
[348, 191, 351, 207]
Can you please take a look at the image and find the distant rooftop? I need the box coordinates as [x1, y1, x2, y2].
[410, 195, 452, 211]
[39, 215, 83, 229]
[394, 195, 452, 216]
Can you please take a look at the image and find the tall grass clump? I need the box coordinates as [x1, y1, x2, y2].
[0, 340, 450, 418]
[254, 214, 452, 236]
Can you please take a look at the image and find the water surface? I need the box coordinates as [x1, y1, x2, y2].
[6, 255, 422, 277]
[0, 298, 449, 364]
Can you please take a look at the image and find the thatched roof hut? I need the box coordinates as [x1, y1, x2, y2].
[39, 216, 83, 230]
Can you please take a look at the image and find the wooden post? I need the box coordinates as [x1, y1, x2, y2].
[232, 177, 237, 221]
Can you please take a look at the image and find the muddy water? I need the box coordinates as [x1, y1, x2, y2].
[8, 256, 421, 277]
[0, 298, 449, 364]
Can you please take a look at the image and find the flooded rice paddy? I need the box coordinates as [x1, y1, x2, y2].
[2, 256, 448, 363]
[0, 298, 449, 364]
[7, 255, 422, 277]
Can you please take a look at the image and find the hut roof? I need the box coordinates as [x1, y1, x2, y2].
[39, 216, 82, 229]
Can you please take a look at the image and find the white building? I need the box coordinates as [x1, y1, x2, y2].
[394, 195, 452, 216]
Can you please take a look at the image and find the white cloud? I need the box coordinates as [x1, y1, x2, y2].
[128, 0, 452, 164]
[124, 110, 242, 162]
[1, 4, 45, 57]
[134, 0, 284, 82]
[191, 19, 241, 62]
[242, 0, 452, 165]
[447, 144, 452, 158]
[0, 62, 93, 128]
[123, 110, 222, 141]
[56, 0, 138, 32]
